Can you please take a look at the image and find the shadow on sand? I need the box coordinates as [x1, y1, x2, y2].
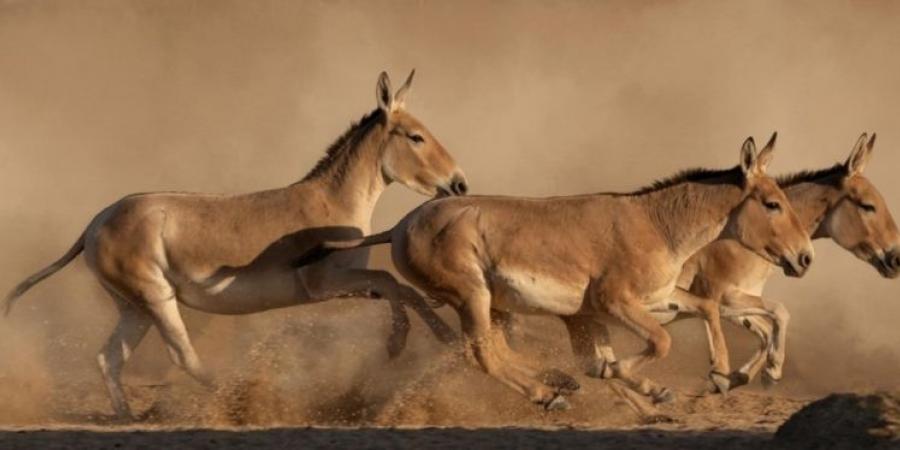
[0, 427, 774, 449]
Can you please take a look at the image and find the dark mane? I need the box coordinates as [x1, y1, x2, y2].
[300, 109, 385, 182]
[776, 164, 846, 187]
[626, 166, 744, 195]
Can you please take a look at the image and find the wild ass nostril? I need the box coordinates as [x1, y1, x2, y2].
[889, 252, 900, 270]
[451, 177, 468, 196]
[798, 252, 813, 269]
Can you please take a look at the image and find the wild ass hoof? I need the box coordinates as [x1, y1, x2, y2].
[652, 387, 676, 405]
[729, 371, 751, 389]
[544, 394, 571, 411]
[761, 369, 781, 388]
[539, 369, 581, 395]
[585, 359, 614, 379]
[708, 371, 732, 396]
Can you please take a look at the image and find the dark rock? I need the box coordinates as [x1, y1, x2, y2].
[775, 392, 900, 448]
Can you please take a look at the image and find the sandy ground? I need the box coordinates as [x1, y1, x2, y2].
[0, 386, 800, 449]
[0, 388, 803, 449]
[0, 304, 821, 449]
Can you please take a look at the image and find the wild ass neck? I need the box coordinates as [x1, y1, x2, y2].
[638, 181, 745, 261]
[784, 180, 842, 239]
[294, 111, 389, 225]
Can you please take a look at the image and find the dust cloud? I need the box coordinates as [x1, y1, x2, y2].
[0, 0, 899, 427]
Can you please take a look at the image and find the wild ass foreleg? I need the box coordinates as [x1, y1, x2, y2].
[300, 267, 459, 356]
[603, 297, 675, 404]
[721, 292, 790, 385]
[725, 315, 773, 386]
[386, 301, 411, 358]
[652, 289, 736, 394]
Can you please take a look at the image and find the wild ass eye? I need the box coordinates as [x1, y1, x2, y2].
[407, 133, 425, 144]
[763, 200, 782, 212]
[859, 202, 876, 213]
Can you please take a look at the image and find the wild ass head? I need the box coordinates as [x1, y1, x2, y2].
[725, 133, 815, 277]
[820, 133, 900, 278]
[375, 70, 468, 197]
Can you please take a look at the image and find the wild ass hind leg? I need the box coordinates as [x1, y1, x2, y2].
[96, 287, 153, 419]
[454, 287, 568, 410]
[603, 297, 675, 405]
[488, 313, 580, 396]
[146, 298, 215, 388]
[560, 315, 669, 423]
[301, 268, 458, 356]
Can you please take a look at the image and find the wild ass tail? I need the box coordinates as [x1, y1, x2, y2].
[293, 228, 394, 268]
[4, 230, 86, 316]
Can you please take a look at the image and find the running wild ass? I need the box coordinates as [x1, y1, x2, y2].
[670, 132, 900, 392]
[296, 133, 814, 410]
[4, 70, 466, 418]
[502, 133, 900, 396]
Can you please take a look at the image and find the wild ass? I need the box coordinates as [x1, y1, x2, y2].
[296, 133, 814, 409]
[4, 70, 467, 418]
[503, 133, 900, 395]
[660, 132, 899, 391]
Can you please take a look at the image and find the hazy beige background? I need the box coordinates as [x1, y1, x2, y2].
[1, 0, 899, 423]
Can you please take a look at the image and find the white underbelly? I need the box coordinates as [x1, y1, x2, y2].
[489, 268, 586, 316]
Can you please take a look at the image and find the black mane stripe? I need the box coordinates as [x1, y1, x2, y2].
[626, 166, 744, 196]
[624, 162, 847, 196]
[776, 164, 846, 187]
[300, 109, 385, 182]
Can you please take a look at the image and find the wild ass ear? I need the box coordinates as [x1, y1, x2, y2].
[755, 131, 777, 174]
[376, 71, 394, 113]
[740, 136, 758, 177]
[393, 69, 415, 110]
[846, 132, 872, 176]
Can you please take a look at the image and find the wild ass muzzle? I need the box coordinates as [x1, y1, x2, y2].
[295, 132, 814, 411]
[4, 70, 468, 418]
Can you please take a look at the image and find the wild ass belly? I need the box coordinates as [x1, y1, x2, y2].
[589, 275, 682, 327]
[488, 267, 587, 316]
[173, 266, 313, 315]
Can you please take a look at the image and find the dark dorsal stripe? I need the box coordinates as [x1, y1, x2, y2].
[300, 109, 385, 182]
